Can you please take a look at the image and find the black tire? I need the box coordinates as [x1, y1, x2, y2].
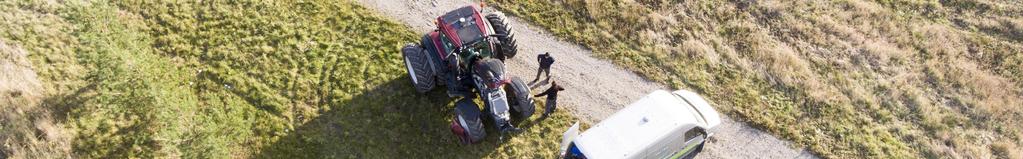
[453, 99, 486, 144]
[420, 33, 446, 76]
[505, 77, 534, 119]
[420, 33, 450, 87]
[402, 43, 435, 93]
[486, 12, 518, 60]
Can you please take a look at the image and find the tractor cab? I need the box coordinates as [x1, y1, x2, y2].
[436, 6, 496, 71]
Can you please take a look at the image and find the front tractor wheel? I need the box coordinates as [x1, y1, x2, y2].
[402, 44, 435, 93]
[486, 12, 518, 60]
[452, 99, 486, 144]
[506, 77, 534, 119]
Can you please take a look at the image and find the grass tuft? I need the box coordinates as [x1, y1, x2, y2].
[487, 0, 1023, 158]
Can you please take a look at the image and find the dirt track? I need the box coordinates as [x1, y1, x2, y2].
[356, 0, 817, 158]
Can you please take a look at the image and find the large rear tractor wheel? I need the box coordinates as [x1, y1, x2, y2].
[486, 12, 518, 60]
[505, 77, 534, 119]
[402, 43, 435, 93]
[452, 99, 486, 144]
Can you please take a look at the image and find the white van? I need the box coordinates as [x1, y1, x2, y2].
[560, 90, 722, 159]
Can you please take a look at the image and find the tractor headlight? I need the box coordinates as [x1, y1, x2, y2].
[498, 111, 510, 120]
[488, 91, 511, 121]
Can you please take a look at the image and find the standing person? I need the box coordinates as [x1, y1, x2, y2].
[534, 52, 555, 82]
[535, 81, 565, 119]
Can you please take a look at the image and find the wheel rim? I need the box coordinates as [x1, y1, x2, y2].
[404, 54, 418, 85]
[457, 115, 470, 134]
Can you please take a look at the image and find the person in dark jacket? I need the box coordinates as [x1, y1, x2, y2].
[533, 52, 555, 82]
[535, 81, 565, 119]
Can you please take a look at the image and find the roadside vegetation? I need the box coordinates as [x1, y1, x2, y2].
[488, 0, 1022, 158]
[1, 0, 576, 158]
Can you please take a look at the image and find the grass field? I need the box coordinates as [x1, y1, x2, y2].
[1, 0, 578, 158]
[487, 0, 1022, 158]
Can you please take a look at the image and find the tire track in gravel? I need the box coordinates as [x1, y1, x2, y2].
[356, 0, 818, 158]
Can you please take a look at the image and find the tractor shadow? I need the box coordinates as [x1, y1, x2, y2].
[255, 77, 547, 158]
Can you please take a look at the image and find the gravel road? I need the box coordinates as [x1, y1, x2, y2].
[356, 0, 818, 158]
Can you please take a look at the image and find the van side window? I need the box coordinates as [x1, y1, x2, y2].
[684, 128, 703, 141]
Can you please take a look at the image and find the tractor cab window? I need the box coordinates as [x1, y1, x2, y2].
[439, 34, 456, 54]
[443, 33, 480, 61]
[440, 33, 472, 69]
[454, 20, 484, 45]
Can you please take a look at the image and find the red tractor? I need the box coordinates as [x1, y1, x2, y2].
[400, 5, 533, 144]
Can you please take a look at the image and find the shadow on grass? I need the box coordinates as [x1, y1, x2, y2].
[41, 84, 96, 121]
[256, 77, 540, 158]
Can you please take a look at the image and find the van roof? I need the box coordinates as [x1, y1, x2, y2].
[572, 90, 715, 158]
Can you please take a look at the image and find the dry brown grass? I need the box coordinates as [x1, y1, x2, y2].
[490, 0, 1023, 158]
[0, 40, 70, 159]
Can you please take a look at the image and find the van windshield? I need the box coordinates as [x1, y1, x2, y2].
[674, 94, 707, 125]
[564, 143, 587, 159]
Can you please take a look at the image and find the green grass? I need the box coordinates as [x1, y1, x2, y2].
[1, 0, 580, 158]
[487, 0, 1023, 158]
